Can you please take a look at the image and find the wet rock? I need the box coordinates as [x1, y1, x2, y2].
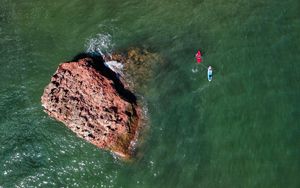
[41, 54, 141, 159]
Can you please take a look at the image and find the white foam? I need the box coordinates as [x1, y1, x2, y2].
[86, 33, 125, 76]
[104, 61, 124, 72]
[85, 33, 114, 56]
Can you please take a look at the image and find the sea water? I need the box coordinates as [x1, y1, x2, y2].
[0, 0, 299, 187]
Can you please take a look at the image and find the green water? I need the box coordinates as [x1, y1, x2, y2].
[1, 0, 299, 187]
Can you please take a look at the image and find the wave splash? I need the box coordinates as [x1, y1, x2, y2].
[85, 33, 124, 74]
[85, 33, 114, 56]
[105, 61, 124, 77]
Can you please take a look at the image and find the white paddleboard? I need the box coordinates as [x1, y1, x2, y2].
[207, 66, 212, 81]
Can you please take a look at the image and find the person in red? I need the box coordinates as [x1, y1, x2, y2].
[195, 50, 202, 64]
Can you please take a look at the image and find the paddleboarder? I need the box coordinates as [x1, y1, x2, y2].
[195, 50, 202, 64]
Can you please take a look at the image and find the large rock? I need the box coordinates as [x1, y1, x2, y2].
[41, 54, 141, 159]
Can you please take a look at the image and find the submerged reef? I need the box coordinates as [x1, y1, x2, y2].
[104, 48, 164, 92]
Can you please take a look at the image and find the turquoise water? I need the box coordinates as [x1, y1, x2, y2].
[1, 0, 299, 187]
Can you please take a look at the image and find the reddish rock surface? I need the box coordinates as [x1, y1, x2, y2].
[41, 55, 141, 159]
